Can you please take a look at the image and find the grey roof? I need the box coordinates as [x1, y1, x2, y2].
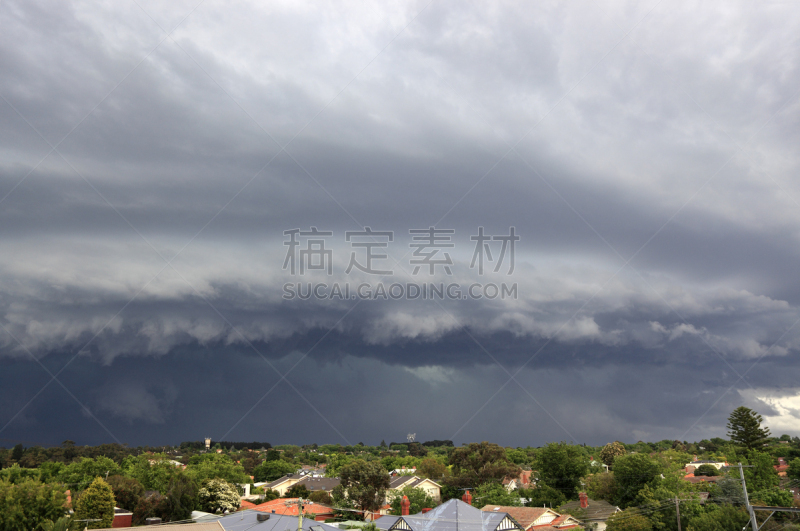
[375, 499, 522, 531]
[389, 476, 420, 489]
[298, 476, 341, 491]
[217, 510, 341, 531]
[265, 474, 303, 489]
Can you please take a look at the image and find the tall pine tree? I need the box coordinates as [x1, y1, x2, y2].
[727, 407, 771, 451]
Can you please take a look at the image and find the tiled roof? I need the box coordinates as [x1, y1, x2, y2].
[559, 498, 620, 521]
[253, 498, 335, 515]
[480, 506, 552, 529]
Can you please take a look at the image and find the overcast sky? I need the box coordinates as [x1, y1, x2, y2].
[1, 0, 800, 449]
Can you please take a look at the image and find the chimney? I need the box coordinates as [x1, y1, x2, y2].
[462, 490, 473, 506]
[579, 493, 588, 509]
[401, 495, 411, 516]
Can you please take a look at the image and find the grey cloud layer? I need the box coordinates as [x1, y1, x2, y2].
[2, 0, 800, 444]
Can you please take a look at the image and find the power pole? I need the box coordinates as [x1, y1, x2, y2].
[736, 463, 758, 531]
[675, 497, 682, 531]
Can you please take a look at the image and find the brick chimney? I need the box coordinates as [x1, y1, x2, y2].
[401, 495, 411, 516]
[579, 493, 588, 509]
[462, 490, 473, 506]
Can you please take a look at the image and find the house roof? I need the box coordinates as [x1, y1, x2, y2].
[390, 476, 420, 489]
[480, 506, 554, 529]
[298, 476, 341, 491]
[683, 475, 723, 484]
[217, 510, 341, 531]
[264, 474, 302, 489]
[375, 499, 523, 531]
[559, 499, 620, 521]
[253, 498, 335, 516]
[94, 523, 223, 531]
[389, 476, 442, 490]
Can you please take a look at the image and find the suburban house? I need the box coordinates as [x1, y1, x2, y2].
[683, 474, 723, 484]
[390, 467, 417, 476]
[375, 493, 524, 531]
[481, 506, 581, 531]
[685, 459, 728, 472]
[262, 474, 341, 496]
[560, 493, 620, 531]
[775, 458, 789, 476]
[503, 470, 532, 491]
[251, 497, 335, 521]
[388, 475, 442, 502]
[217, 510, 341, 531]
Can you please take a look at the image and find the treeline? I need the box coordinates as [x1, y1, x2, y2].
[179, 441, 272, 450]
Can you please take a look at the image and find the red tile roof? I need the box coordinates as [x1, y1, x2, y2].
[253, 498, 334, 516]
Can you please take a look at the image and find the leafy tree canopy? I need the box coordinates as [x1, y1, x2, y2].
[0, 479, 67, 531]
[335, 459, 390, 513]
[533, 442, 589, 499]
[605, 509, 653, 531]
[693, 464, 719, 477]
[521, 482, 565, 509]
[472, 481, 522, 509]
[612, 453, 661, 508]
[389, 486, 437, 515]
[448, 442, 520, 489]
[58, 456, 121, 493]
[253, 460, 295, 482]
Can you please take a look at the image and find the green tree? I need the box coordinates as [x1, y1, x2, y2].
[106, 475, 144, 512]
[600, 442, 626, 467]
[605, 509, 653, 531]
[308, 490, 332, 504]
[160, 473, 199, 522]
[198, 479, 241, 514]
[727, 407, 771, 451]
[334, 459, 390, 514]
[287, 484, 311, 498]
[253, 459, 296, 482]
[585, 472, 617, 502]
[0, 479, 67, 531]
[448, 442, 520, 489]
[39, 516, 71, 531]
[73, 477, 116, 529]
[521, 483, 565, 508]
[11, 444, 23, 462]
[185, 453, 249, 485]
[693, 464, 719, 477]
[787, 458, 800, 482]
[533, 443, 589, 499]
[418, 457, 447, 479]
[389, 486, 437, 514]
[612, 453, 661, 508]
[686, 505, 749, 531]
[744, 452, 779, 492]
[471, 482, 522, 509]
[57, 456, 121, 493]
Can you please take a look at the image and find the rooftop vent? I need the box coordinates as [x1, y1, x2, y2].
[257, 513, 271, 522]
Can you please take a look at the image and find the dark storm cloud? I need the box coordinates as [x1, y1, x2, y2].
[1, 0, 800, 445]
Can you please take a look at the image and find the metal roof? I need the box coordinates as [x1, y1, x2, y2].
[375, 499, 522, 531]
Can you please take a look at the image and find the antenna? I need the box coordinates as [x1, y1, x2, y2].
[407, 433, 416, 443]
